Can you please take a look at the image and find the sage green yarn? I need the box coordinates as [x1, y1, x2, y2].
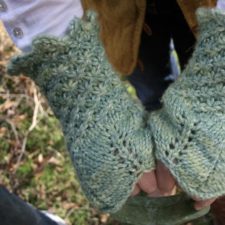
[7, 12, 154, 213]
[150, 8, 225, 200]
[7, 8, 225, 213]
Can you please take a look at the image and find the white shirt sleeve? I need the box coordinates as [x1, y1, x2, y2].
[0, 0, 83, 52]
[217, 0, 225, 10]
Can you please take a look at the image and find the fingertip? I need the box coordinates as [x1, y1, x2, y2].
[156, 161, 176, 194]
[194, 198, 216, 211]
[194, 202, 203, 211]
[131, 184, 140, 196]
[138, 171, 157, 194]
[148, 189, 162, 197]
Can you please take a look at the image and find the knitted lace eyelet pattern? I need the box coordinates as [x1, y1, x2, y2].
[150, 8, 225, 200]
[7, 11, 154, 212]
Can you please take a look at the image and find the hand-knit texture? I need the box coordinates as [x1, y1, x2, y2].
[7, 8, 225, 212]
[7, 12, 154, 213]
[149, 8, 225, 200]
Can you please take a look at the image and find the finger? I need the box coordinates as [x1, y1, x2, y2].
[138, 171, 157, 194]
[131, 184, 141, 196]
[148, 189, 162, 197]
[156, 161, 176, 195]
[194, 198, 216, 210]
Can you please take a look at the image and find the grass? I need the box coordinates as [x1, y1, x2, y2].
[0, 23, 111, 225]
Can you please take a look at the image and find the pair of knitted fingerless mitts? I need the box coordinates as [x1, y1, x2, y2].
[7, 9, 225, 212]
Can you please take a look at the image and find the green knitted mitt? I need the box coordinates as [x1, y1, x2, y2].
[149, 8, 225, 200]
[7, 7, 225, 213]
[7, 12, 154, 213]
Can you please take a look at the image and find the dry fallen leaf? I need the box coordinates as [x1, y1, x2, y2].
[0, 127, 7, 137]
[0, 100, 15, 112]
[100, 214, 110, 224]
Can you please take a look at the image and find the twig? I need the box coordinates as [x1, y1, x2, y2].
[16, 84, 41, 166]
[5, 118, 19, 145]
[28, 84, 40, 132]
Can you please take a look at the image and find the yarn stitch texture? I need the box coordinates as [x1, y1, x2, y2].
[7, 8, 225, 212]
[7, 12, 154, 213]
[149, 8, 225, 200]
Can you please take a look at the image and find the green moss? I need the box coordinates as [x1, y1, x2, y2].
[69, 209, 90, 225]
[16, 159, 33, 178]
[0, 138, 10, 155]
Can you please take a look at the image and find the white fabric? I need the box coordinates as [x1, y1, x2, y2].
[42, 211, 67, 225]
[0, 0, 224, 52]
[0, 0, 83, 51]
[217, 0, 225, 10]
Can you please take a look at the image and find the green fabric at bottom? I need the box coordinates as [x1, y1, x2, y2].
[112, 194, 210, 225]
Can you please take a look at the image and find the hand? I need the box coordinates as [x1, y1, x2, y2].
[193, 197, 216, 211]
[131, 161, 176, 197]
[131, 161, 216, 210]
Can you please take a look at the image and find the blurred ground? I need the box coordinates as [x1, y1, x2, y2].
[0, 23, 113, 225]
